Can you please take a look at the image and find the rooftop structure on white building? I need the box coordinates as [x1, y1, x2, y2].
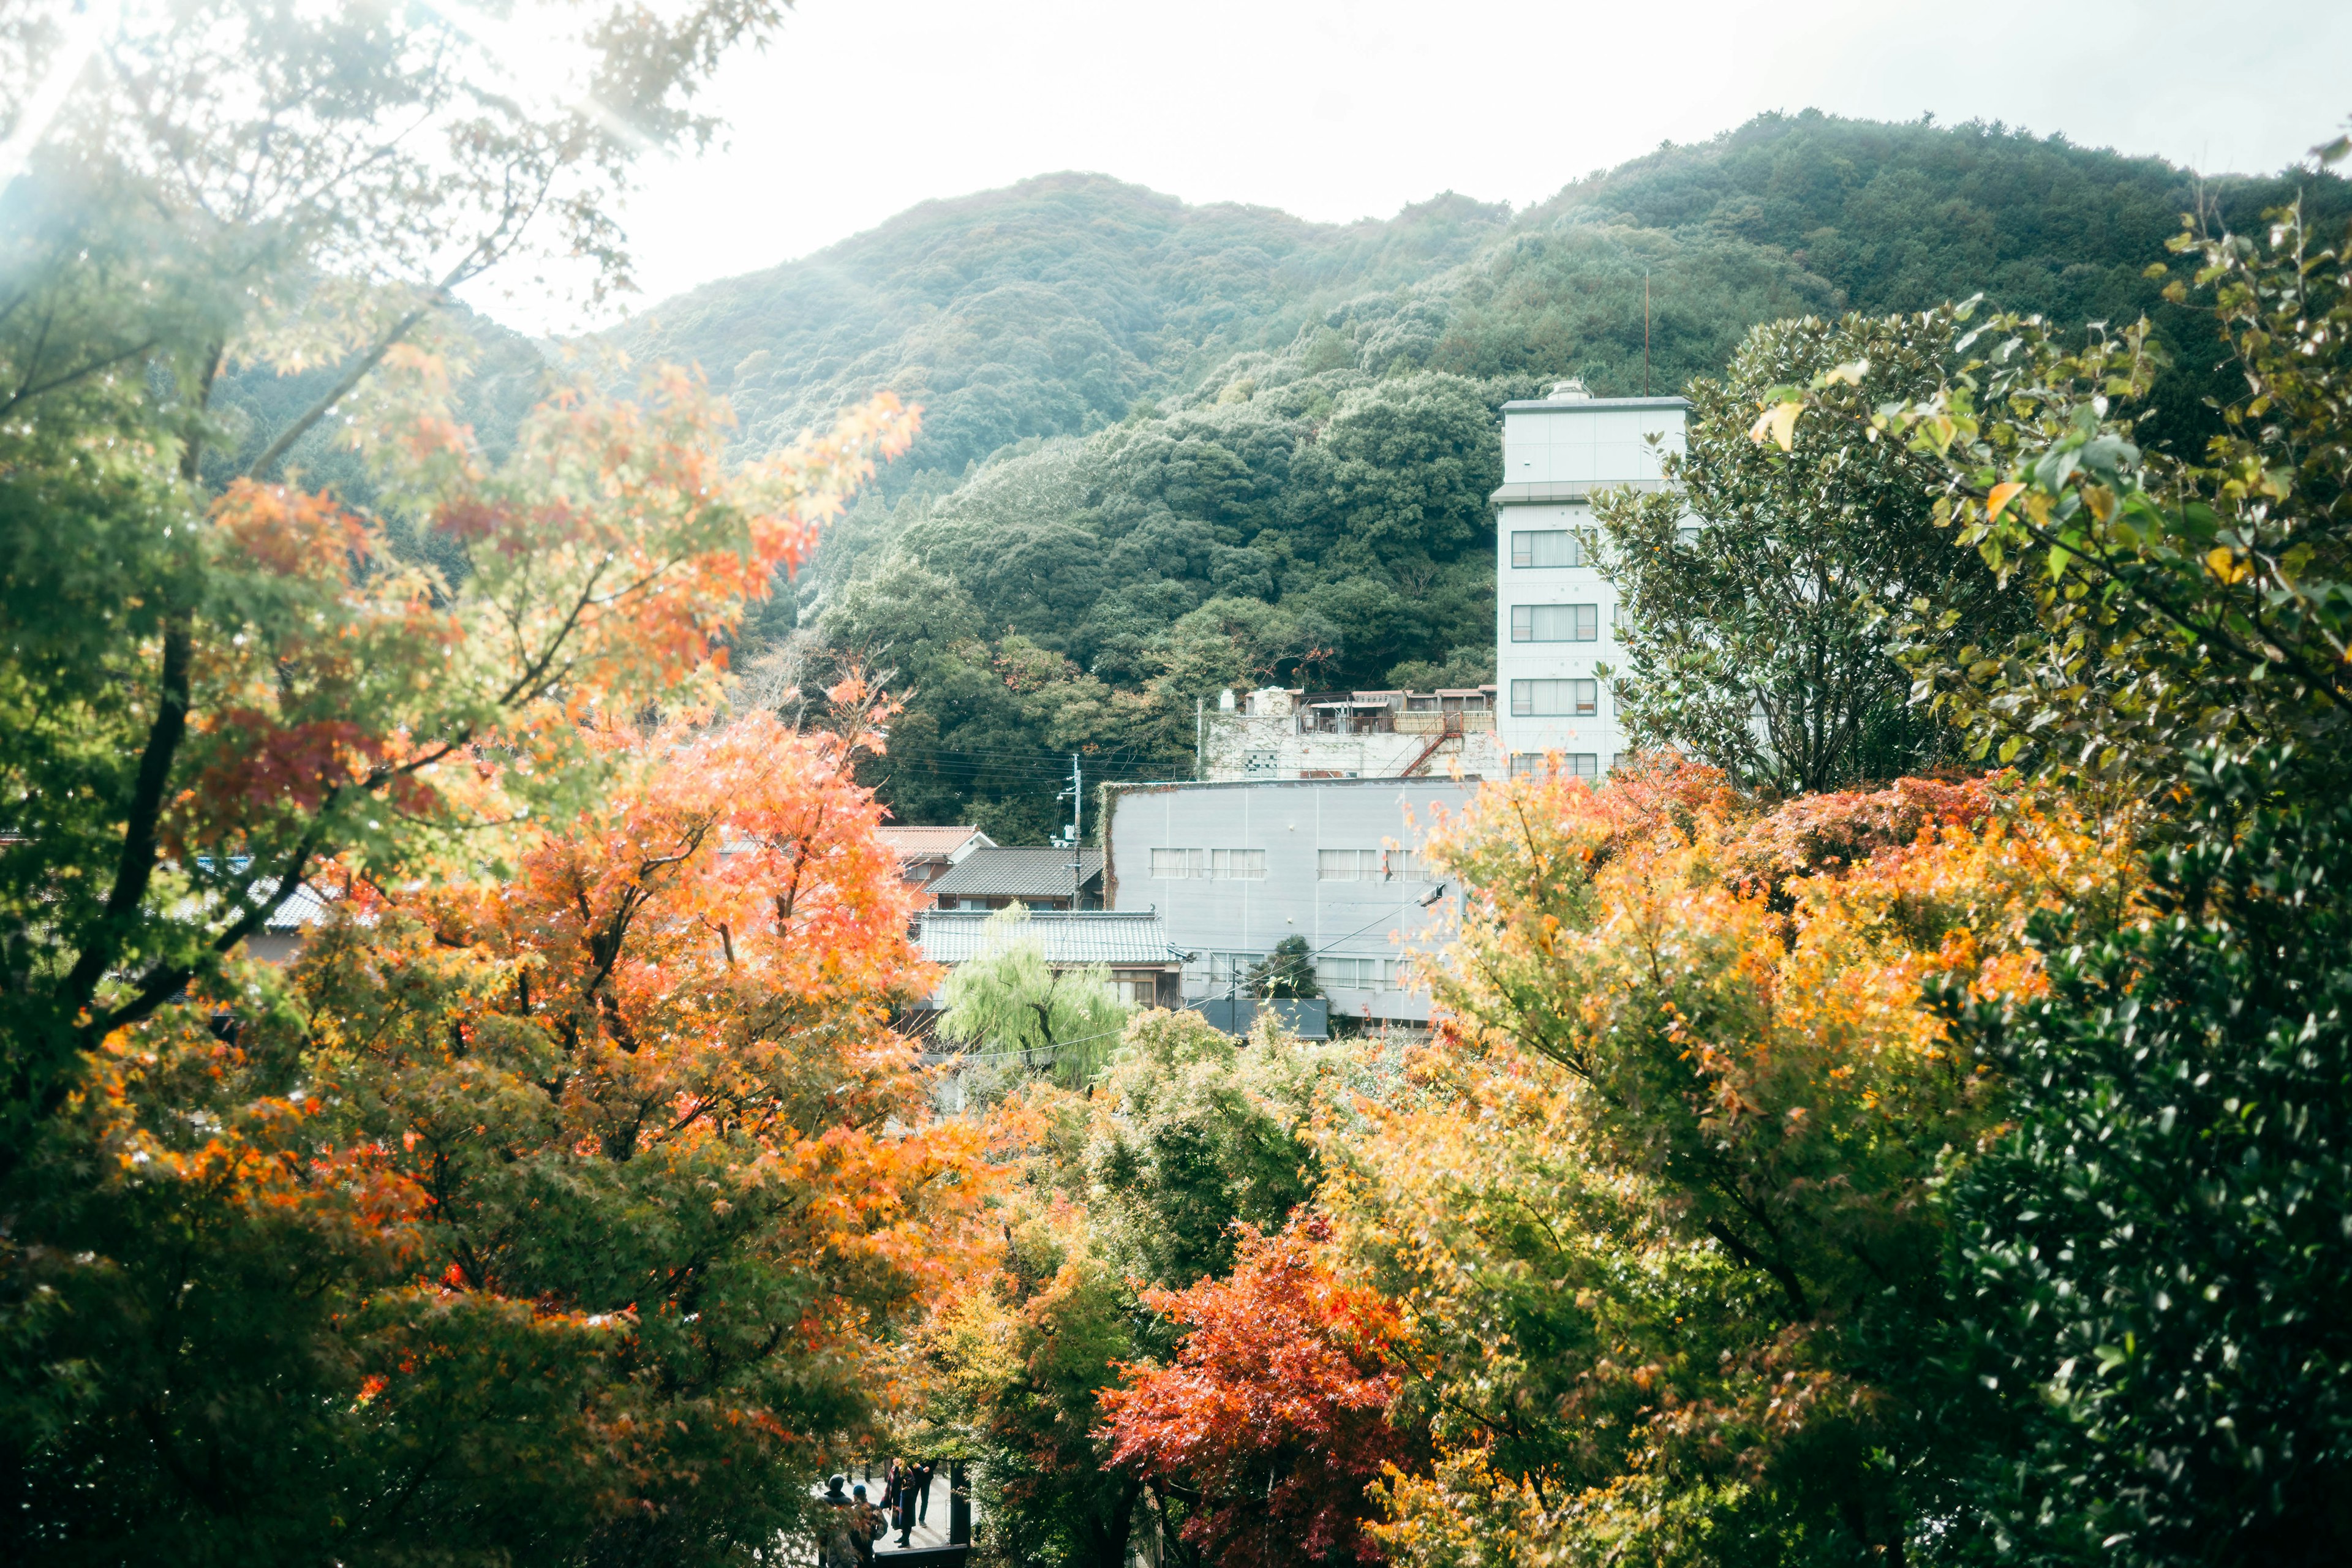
[1197, 684, 1500, 782]
[1493, 378, 1694, 782]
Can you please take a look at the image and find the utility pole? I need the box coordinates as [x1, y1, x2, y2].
[1644, 271, 1652, 396]
[1069, 753, 1082, 908]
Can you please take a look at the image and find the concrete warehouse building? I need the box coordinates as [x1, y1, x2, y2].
[1101, 776, 1475, 1028]
[1492, 378, 1694, 778]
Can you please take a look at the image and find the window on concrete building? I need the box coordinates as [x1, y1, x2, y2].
[1243, 750, 1280, 776]
[1677, 526, 1702, 548]
[1508, 751, 1599, 778]
[1317, 849, 1384, 880]
[1317, 956, 1390, 989]
[1384, 849, 1427, 881]
[1208, 951, 1264, 982]
[1510, 530, 1589, 568]
[1510, 603, 1599, 642]
[1509, 679, 1598, 716]
[1153, 848, 1267, 880]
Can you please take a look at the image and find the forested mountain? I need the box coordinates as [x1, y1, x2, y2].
[646, 111, 2345, 840]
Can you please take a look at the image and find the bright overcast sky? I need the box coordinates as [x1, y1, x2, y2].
[478, 0, 2352, 334]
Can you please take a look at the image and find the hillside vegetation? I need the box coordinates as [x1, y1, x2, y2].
[633, 111, 2345, 840]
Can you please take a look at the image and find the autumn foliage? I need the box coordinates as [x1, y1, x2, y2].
[1100, 1218, 1421, 1568]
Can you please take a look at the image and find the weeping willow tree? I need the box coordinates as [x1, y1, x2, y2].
[936, 905, 1130, 1087]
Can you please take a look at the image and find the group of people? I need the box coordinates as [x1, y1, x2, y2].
[817, 1458, 938, 1567]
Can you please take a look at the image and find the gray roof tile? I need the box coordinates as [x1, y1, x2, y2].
[927, 846, 1103, 898]
[919, 909, 1182, 968]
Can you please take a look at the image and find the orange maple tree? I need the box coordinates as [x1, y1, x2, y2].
[1099, 1218, 1424, 1568]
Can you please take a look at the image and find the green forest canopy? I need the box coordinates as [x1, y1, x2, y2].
[335, 110, 2351, 842]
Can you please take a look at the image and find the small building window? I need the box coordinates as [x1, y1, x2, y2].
[1510, 604, 1599, 642]
[1510, 530, 1589, 568]
[1509, 679, 1599, 717]
[1243, 750, 1280, 776]
[1509, 751, 1600, 778]
[1110, 973, 1161, 1008]
[1316, 956, 1389, 989]
[1210, 849, 1265, 880]
[1384, 849, 1427, 881]
[1154, 848, 1266, 880]
[1207, 951, 1264, 982]
[1317, 849, 1383, 881]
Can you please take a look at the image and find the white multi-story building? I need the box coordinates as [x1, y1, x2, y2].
[1491, 379, 1691, 778]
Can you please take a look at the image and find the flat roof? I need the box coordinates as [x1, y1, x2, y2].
[1501, 394, 1692, 412]
[1104, 775, 1486, 797]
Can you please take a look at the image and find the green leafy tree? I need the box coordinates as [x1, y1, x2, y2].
[1597, 309, 2021, 791]
[1863, 174, 2352, 800]
[937, 906, 1132, 1085]
[1245, 934, 1322, 1000]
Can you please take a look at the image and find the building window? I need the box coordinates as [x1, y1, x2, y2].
[1152, 848, 1267, 880]
[1317, 849, 1384, 881]
[1509, 679, 1599, 716]
[1509, 751, 1600, 778]
[1677, 525, 1702, 548]
[1384, 849, 1428, 881]
[1317, 956, 1390, 989]
[1510, 603, 1599, 642]
[1243, 750, 1280, 776]
[1207, 951, 1264, 982]
[1110, 973, 1161, 1008]
[1510, 530, 1589, 568]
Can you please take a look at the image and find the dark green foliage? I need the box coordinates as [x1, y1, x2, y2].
[1245, 936, 1321, 1001]
[1939, 761, 2352, 1566]
[1887, 183, 2352, 798]
[612, 175, 1512, 489]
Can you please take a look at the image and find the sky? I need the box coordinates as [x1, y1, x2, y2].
[473, 0, 2352, 334]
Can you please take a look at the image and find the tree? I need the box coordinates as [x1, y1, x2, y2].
[0, 363, 915, 1182]
[1100, 1218, 1422, 1568]
[937, 905, 1133, 1087]
[1, 707, 993, 1563]
[1855, 161, 2352, 801]
[1937, 758, 2352, 1567]
[1246, 934, 1322, 1000]
[1335, 761, 2133, 1567]
[1757, 142, 2352, 1564]
[1597, 309, 2021, 792]
[913, 1011, 1338, 1568]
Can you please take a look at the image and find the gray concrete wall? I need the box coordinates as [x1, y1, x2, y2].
[1102, 777, 1479, 1024]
